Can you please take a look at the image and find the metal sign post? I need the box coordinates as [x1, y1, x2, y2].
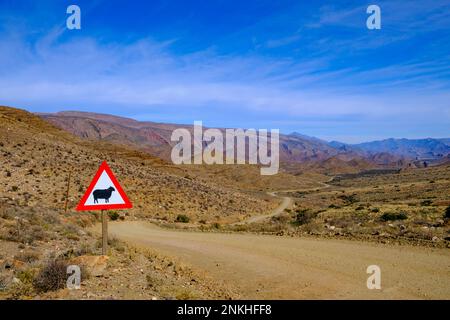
[101, 209, 108, 255]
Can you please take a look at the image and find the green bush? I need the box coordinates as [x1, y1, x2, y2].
[108, 211, 120, 221]
[212, 222, 221, 229]
[293, 209, 317, 226]
[445, 206, 450, 219]
[338, 194, 358, 205]
[380, 212, 407, 222]
[17, 268, 37, 284]
[176, 214, 190, 223]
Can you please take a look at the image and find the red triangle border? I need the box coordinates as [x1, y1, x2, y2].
[76, 161, 133, 211]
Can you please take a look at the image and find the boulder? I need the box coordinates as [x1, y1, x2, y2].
[2, 259, 26, 270]
[12, 259, 26, 270]
[70, 255, 109, 277]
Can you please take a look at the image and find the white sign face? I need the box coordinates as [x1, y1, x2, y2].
[84, 171, 126, 206]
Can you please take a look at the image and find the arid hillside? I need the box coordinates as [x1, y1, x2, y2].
[0, 106, 278, 224]
[227, 164, 450, 247]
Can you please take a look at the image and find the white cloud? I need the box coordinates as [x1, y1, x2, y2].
[0, 29, 448, 141]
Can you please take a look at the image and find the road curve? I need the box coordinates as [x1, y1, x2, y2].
[243, 193, 293, 224]
[240, 178, 333, 224]
[103, 221, 450, 299]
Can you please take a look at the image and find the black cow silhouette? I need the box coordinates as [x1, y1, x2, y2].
[93, 186, 115, 203]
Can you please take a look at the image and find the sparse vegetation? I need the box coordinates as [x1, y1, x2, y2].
[176, 214, 190, 223]
[212, 222, 221, 229]
[108, 211, 120, 221]
[421, 200, 433, 206]
[0, 105, 449, 300]
[338, 194, 358, 205]
[14, 250, 40, 263]
[293, 209, 317, 226]
[380, 212, 408, 222]
[445, 206, 450, 219]
[0, 275, 7, 291]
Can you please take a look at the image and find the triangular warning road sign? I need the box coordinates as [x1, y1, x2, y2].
[76, 161, 132, 211]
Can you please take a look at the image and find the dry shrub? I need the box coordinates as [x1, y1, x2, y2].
[302, 221, 323, 234]
[14, 250, 40, 263]
[0, 274, 8, 291]
[33, 259, 69, 293]
[146, 272, 163, 289]
[74, 243, 96, 256]
[293, 209, 317, 226]
[176, 214, 190, 223]
[445, 206, 450, 219]
[107, 236, 125, 251]
[30, 225, 48, 241]
[5, 268, 37, 299]
[7, 282, 34, 300]
[271, 212, 291, 224]
[380, 212, 407, 221]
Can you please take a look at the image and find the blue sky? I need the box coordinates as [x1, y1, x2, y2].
[0, 0, 449, 142]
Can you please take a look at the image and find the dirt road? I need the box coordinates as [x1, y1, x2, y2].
[242, 192, 292, 224]
[105, 221, 450, 299]
[240, 178, 333, 224]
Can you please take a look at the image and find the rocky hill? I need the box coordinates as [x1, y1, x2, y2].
[1, 106, 276, 224]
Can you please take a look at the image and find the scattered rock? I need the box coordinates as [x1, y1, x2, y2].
[70, 255, 109, 277]
[12, 277, 21, 284]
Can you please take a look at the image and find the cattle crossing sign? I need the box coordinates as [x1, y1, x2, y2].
[76, 161, 132, 211]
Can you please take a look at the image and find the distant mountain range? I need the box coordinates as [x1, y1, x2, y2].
[38, 111, 450, 173]
[329, 138, 450, 159]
